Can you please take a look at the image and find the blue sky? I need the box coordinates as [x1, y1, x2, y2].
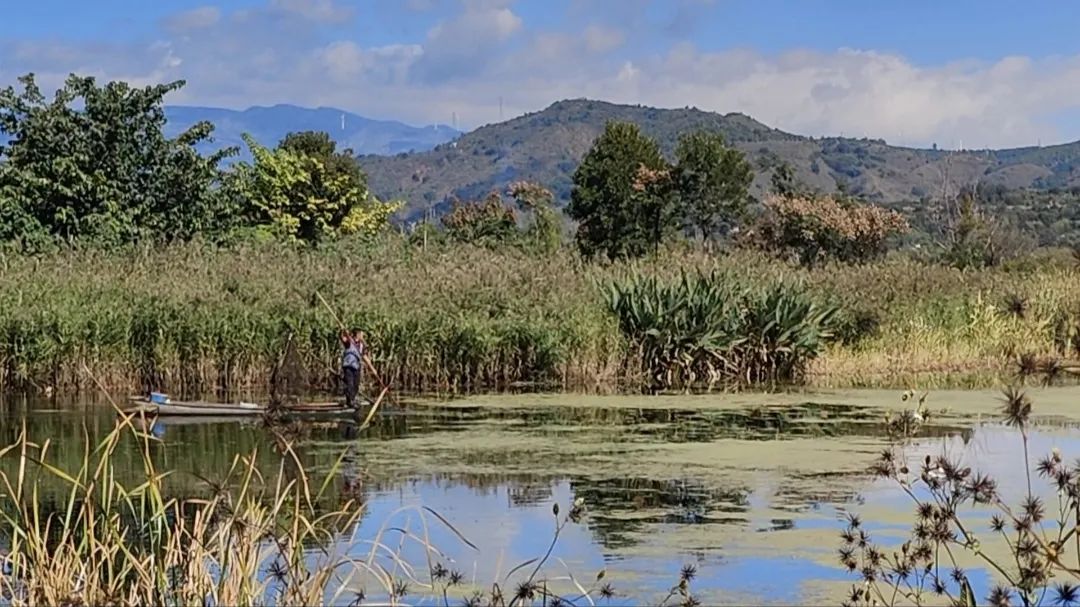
[4, 0, 1080, 148]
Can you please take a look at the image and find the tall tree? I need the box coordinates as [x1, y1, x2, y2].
[673, 132, 753, 241]
[0, 73, 234, 248]
[566, 121, 672, 259]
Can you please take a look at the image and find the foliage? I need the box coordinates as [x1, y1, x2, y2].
[603, 268, 842, 387]
[0, 73, 235, 249]
[234, 133, 399, 243]
[937, 188, 1036, 269]
[673, 131, 754, 242]
[509, 180, 563, 254]
[4, 240, 1080, 396]
[0, 236, 621, 396]
[439, 181, 564, 253]
[567, 121, 674, 259]
[770, 161, 799, 198]
[751, 194, 909, 265]
[441, 192, 520, 247]
[0, 414, 369, 606]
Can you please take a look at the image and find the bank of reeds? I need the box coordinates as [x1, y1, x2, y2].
[0, 238, 622, 396]
[2, 237, 1080, 395]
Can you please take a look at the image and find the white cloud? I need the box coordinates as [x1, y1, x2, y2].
[582, 25, 624, 54]
[5, 0, 1080, 149]
[163, 6, 221, 32]
[408, 0, 523, 83]
[317, 41, 422, 84]
[269, 0, 354, 23]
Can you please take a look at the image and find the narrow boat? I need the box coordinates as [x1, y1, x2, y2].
[125, 396, 268, 416]
[122, 392, 359, 417]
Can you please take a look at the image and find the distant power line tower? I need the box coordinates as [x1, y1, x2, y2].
[499, 96, 504, 121]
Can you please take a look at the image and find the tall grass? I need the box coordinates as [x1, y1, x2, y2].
[0, 237, 622, 396]
[0, 411, 373, 606]
[2, 237, 1080, 394]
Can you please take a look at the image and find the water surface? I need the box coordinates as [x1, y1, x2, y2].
[3, 387, 1079, 604]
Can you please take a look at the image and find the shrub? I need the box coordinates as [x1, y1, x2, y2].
[750, 194, 909, 266]
[441, 192, 519, 247]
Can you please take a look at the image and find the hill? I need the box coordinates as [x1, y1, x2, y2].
[356, 99, 1080, 222]
[163, 104, 460, 160]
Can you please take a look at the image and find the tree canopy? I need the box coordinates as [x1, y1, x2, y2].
[674, 131, 753, 241]
[0, 74, 234, 249]
[566, 121, 672, 259]
[234, 133, 399, 243]
[567, 121, 756, 259]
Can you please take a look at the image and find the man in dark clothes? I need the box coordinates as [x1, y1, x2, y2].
[341, 328, 364, 409]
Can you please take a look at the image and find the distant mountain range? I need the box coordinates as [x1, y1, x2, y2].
[162, 104, 460, 160]
[20, 98, 1080, 225]
[355, 99, 1080, 222]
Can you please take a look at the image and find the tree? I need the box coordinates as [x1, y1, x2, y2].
[235, 133, 399, 242]
[673, 132, 753, 242]
[0, 73, 234, 249]
[940, 187, 1034, 269]
[566, 121, 673, 259]
[278, 131, 337, 158]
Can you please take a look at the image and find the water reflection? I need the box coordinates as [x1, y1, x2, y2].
[2, 394, 1079, 603]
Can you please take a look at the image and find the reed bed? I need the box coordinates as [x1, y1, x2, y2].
[2, 237, 1080, 394]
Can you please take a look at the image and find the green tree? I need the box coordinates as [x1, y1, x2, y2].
[940, 188, 1033, 269]
[673, 132, 753, 242]
[235, 133, 399, 243]
[0, 73, 234, 249]
[278, 131, 337, 157]
[566, 121, 673, 259]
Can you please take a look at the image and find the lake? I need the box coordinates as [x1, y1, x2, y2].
[3, 387, 1078, 605]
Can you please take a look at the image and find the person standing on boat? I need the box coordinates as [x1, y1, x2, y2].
[341, 329, 364, 410]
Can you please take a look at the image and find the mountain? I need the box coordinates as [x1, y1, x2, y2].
[163, 104, 461, 160]
[357, 98, 1080, 222]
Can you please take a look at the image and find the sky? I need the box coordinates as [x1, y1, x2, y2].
[5, 0, 1080, 149]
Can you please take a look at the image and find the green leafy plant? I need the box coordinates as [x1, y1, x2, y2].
[603, 268, 841, 388]
[234, 134, 400, 243]
[0, 73, 236, 249]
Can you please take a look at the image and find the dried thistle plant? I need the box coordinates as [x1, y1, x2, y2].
[842, 388, 1080, 607]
